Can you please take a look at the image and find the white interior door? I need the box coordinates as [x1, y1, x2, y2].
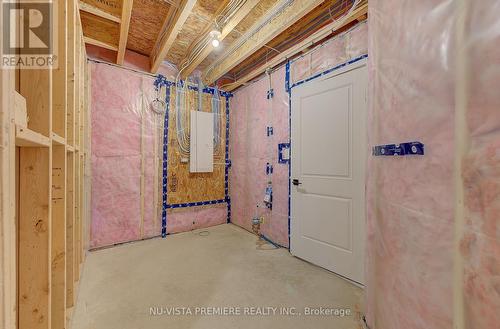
[290, 62, 367, 285]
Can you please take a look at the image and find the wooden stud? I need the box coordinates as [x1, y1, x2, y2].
[79, 1, 121, 23]
[0, 26, 17, 329]
[117, 0, 133, 65]
[18, 147, 51, 329]
[79, 154, 84, 265]
[203, 0, 325, 85]
[67, 0, 76, 147]
[150, 0, 198, 73]
[65, 151, 75, 308]
[73, 153, 80, 282]
[51, 145, 66, 329]
[53, 0, 68, 138]
[181, 0, 260, 78]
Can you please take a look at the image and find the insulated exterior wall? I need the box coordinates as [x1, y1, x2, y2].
[229, 22, 368, 248]
[461, 1, 500, 327]
[290, 22, 367, 85]
[367, 2, 455, 327]
[90, 62, 228, 248]
[229, 66, 289, 247]
[90, 63, 161, 248]
[367, 1, 499, 329]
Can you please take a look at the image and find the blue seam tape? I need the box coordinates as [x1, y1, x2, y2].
[290, 54, 368, 90]
[154, 75, 233, 97]
[154, 74, 233, 236]
[286, 60, 292, 249]
[160, 84, 171, 237]
[225, 96, 231, 223]
[166, 199, 227, 209]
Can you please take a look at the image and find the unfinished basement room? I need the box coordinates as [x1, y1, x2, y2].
[0, 0, 499, 328]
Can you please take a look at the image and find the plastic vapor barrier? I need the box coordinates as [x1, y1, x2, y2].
[90, 62, 164, 248]
[367, 1, 499, 328]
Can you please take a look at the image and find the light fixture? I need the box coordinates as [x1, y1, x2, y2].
[209, 28, 222, 48]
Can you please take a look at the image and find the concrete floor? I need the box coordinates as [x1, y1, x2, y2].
[72, 224, 364, 329]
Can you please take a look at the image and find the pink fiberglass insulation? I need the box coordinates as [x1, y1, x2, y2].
[91, 63, 144, 248]
[229, 22, 368, 248]
[368, 1, 499, 328]
[461, 0, 500, 327]
[91, 61, 229, 248]
[166, 205, 228, 234]
[229, 66, 290, 247]
[290, 21, 367, 85]
[367, 1, 455, 328]
[229, 21, 368, 249]
[90, 62, 165, 248]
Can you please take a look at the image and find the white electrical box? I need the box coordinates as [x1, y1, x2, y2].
[190, 110, 214, 173]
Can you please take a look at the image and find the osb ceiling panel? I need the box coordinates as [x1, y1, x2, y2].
[198, 0, 279, 71]
[81, 0, 122, 17]
[127, 0, 171, 56]
[165, 0, 229, 66]
[81, 11, 120, 47]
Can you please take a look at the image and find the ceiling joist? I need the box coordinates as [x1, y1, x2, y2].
[181, 0, 260, 79]
[150, 0, 197, 73]
[224, 1, 368, 91]
[117, 0, 134, 64]
[203, 0, 326, 85]
[79, 1, 121, 23]
[84, 36, 118, 51]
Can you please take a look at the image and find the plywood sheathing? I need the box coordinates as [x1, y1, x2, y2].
[165, 0, 230, 66]
[80, 11, 120, 48]
[166, 88, 226, 204]
[127, 0, 172, 56]
[198, 0, 279, 71]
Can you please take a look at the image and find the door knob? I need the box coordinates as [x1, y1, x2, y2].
[292, 179, 302, 186]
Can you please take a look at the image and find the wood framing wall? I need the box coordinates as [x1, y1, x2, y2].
[0, 0, 91, 328]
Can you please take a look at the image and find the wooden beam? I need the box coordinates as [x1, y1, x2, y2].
[150, 0, 197, 73]
[224, 2, 368, 91]
[164, 0, 180, 7]
[78, 1, 121, 23]
[18, 147, 51, 329]
[84, 36, 118, 51]
[117, 0, 133, 65]
[51, 144, 67, 329]
[181, 0, 260, 79]
[204, 0, 326, 85]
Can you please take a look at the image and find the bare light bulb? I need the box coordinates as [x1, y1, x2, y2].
[212, 38, 220, 48]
